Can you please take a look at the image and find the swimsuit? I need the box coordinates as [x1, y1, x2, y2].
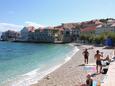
[96, 60, 102, 65]
[84, 55, 88, 59]
[84, 51, 89, 59]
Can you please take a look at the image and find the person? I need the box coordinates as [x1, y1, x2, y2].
[103, 55, 111, 65]
[82, 49, 89, 64]
[101, 55, 110, 74]
[104, 55, 111, 62]
[94, 50, 103, 74]
[86, 74, 93, 86]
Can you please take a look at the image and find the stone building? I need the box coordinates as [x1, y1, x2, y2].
[1, 30, 20, 41]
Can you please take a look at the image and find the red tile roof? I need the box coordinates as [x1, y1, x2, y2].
[81, 26, 96, 32]
[54, 26, 64, 31]
[28, 26, 35, 32]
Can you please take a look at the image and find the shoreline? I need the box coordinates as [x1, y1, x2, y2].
[24, 44, 79, 86]
[2, 43, 114, 86]
[2, 43, 79, 86]
[31, 44, 85, 86]
[31, 44, 114, 86]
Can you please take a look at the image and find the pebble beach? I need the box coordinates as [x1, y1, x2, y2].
[31, 44, 114, 86]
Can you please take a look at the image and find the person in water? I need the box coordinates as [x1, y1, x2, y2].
[82, 49, 89, 64]
[94, 50, 103, 73]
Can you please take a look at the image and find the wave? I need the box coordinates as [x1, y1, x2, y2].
[64, 46, 79, 62]
[5, 44, 79, 86]
[7, 65, 63, 86]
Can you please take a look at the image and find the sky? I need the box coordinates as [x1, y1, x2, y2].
[0, 0, 115, 31]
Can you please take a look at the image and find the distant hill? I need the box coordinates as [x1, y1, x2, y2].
[62, 18, 115, 29]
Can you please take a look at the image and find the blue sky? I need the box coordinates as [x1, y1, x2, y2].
[0, 0, 115, 31]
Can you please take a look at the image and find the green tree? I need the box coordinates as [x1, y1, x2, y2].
[80, 34, 85, 41]
[107, 32, 115, 43]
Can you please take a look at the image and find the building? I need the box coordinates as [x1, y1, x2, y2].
[95, 23, 115, 35]
[71, 28, 81, 42]
[80, 20, 102, 28]
[33, 27, 54, 43]
[1, 30, 20, 41]
[62, 23, 81, 42]
[53, 25, 64, 43]
[80, 26, 96, 35]
[20, 26, 35, 41]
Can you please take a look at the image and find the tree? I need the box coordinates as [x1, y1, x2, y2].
[80, 34, 85, 42]
[106, 32, 115, 45]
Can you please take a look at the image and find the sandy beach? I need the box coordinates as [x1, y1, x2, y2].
[31, 44, 114, 86]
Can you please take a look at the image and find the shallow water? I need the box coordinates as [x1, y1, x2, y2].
[0, 42, 78, 86]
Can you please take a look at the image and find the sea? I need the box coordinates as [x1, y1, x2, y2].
[0, 41, 79, 86]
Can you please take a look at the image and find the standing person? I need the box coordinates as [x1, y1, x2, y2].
[82, 49, 89, 64]
[94, 50, 103, 74]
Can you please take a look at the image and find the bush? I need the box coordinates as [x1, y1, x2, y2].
[80, 32, 115, 45]
[107, 32, 115, 42]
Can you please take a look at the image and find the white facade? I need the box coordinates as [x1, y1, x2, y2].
[20, 27, 30, 41]
[95, 24, 115, 35]
[34, 28, 54, 42]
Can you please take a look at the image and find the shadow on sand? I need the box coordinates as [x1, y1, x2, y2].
[78, 64, 96, 66]
[78, 64, 85, 66]
[90, 73, 98, 77]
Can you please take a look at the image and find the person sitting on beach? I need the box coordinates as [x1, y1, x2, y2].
[86, 74, 93, 86]
[82, 49, 89, 64]
[103, 55, 111, 65]
[94, 50, 103, 74]
[101, 55, 111, 74]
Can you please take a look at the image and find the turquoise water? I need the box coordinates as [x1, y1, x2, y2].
[0, 42, 78, 86]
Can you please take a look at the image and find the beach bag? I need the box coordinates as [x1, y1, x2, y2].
[106, 62, 110, 65]
[102, 68, 108, 74]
